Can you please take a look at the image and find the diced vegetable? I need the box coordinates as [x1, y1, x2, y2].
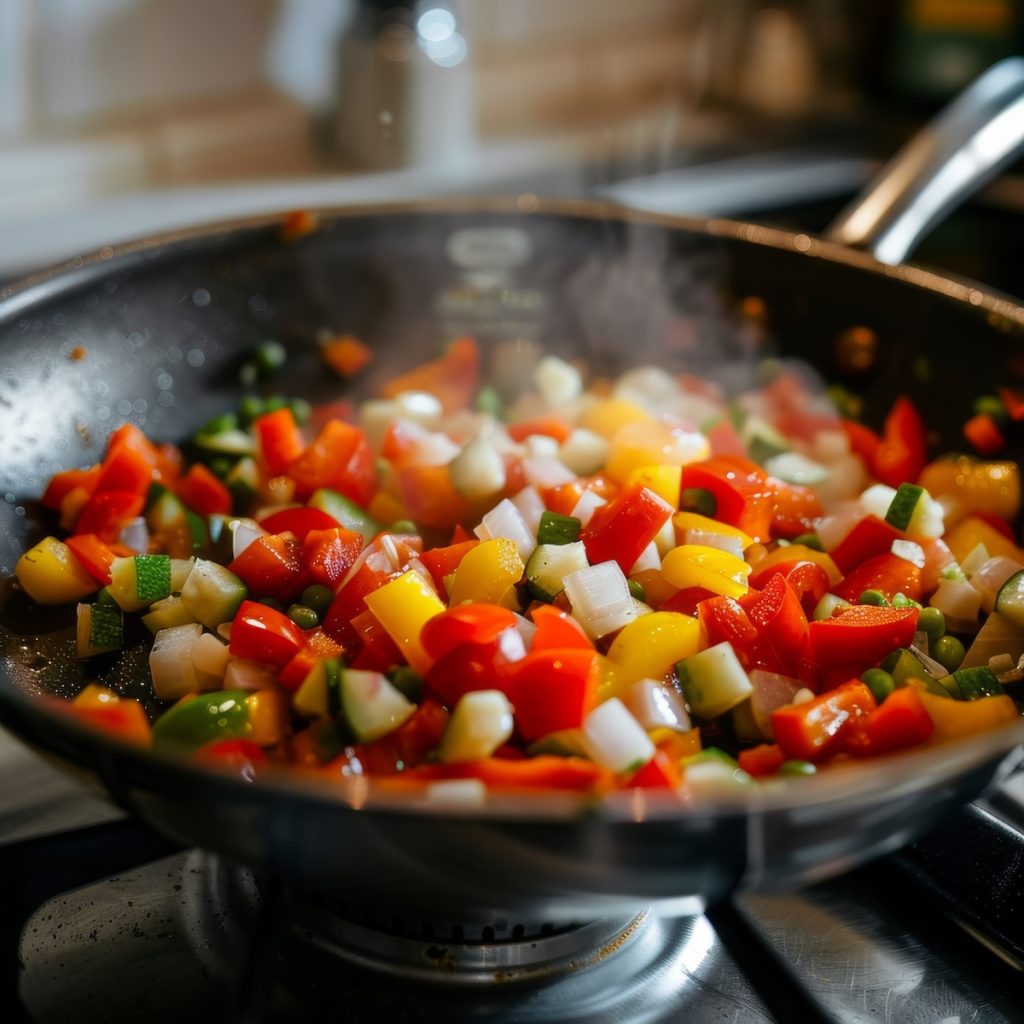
[525, 542, 589, 601]
[16, 537, 99, 605]
[677, 642, 753, 720]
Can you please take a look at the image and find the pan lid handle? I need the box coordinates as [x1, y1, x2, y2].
[825, 56, 1024, 265]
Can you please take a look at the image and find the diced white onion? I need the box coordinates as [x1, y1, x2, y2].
[930, 578, 982, 624]
[393, 420, 462, 467]
[231, 518, 267, 559]
[513, 613, 538, 650]
[612, 366, 679, 407]
[524, 434, 559, 460]
[571, 490, 607, 527]
[224, 657, 278, 691]
[891, 539, 926, 568]
[621, 679, 691, 733]
[563, 561, 637, 638]
[424, 779, 488, 806]
[534, 355, 582, 407]
[860, 483, 898, 520]
[682, 759, 752, 796]
[393, 390, 443, 427]
[582, 698, 655, 773]
[448, 436, 506, 501]
[522, 457, 576, 489]
[970, 556, 1023, 613]
[149, 622, 203, 700]
[510, 486, 546, 535]
[474, 498, 535, 562]
[630, 542, 661, 574]
[812, 454, 870, 506]
[684, 529, 744, 559]
[812, 429, 850, 463]
[440, 690, 515, 763]
[559, 429, 609, 476]
[989, 653, 1016, 674]
[961, 543, 991, 578]
[653, 517, 677, 558]
[763, 452, 828, 486]
[118, 516, 149, 554]
[192, 631, 231, 678]
[496, 625, 527, 663]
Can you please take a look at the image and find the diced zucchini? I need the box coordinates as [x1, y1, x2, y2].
[995, 570, 1024, 628]
[142, 595, 196, 634]
[536, 511, 581, 546]
[950, 666, 1005, 701]
[341, 669, 415, 742]
[309, 488, 381, 543]
[76, 602, 124, 658]
[439, 690, 514, 763]
[525, 541, 588, 601]
[676, 642, 753, 719]
[180, 558, 247, 629]
[884, 483, 924, 531]
[108, 555, 172, 612]
[170, 557, 195, 593]
[890, 648, 951, 697]
[741, 416, 789, 464]
[194, 428, 255, 455]
[294, 657, 344, 719]
[225, 456, 259, 504]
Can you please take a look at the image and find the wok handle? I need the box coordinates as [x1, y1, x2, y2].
[824, 57, 1024, 264]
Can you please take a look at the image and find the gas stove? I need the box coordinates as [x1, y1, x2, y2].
[4, 723, 1024, 1023]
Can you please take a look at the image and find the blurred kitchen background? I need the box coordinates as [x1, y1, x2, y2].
[2, 0, 1024, 286]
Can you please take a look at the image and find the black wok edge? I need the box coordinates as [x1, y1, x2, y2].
[4, 60, 1024, 922]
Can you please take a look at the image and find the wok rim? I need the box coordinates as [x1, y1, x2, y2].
[1, 194, 1023, 825]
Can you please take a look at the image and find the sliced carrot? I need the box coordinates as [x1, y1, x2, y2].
[322, 334, 373, 377]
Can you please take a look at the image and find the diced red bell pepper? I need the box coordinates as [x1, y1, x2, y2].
[255, 408, 305, 477]
[964, 413, 1006, 456]
[321, 548, 398, 647]
[833, 552, 922, 603]
[176, 463, 232, 517]
[396, 755, 606, 791]
[419, 539, 479, 593]
[65, 533, 117, 585]
[998, 387, 1024, 421]
[847, 686, 934, 757]
[698, 594, 774, 671]
[63, 698, 152, 745]
[379, 337, 480, 414]
[873, 396, 927, 488]
[807, 605, 919, 668]
[737, 743, 785, 778]
[658, 586, 714, 616]
[772, 679, 877, 762]
[506, 416, 573, 444]
[229, 600, 306, 668]
[193, 739, 268, 777]
[750, 560, 829, 615]
[278, 629, 347, 691]
[94, 444, 155, 496]
[840, 419, 882, 467]
[229, 534, 306, 600]
[423, 638, 516, 707]
[770, 480, 823, 539]
[42, 465, 100, 510]
[302, 526, 365, 588]
[103, 423, 166, 480]
[746, 573, 808, 677]
[579, 481, 673, 574]
[258, 506, 340, 539]
[681, 456, 776, 542]
[530, 605, 593, 651]
[828, 515, 904, 575]
[396, 464, 473, 530]
[626, 750, 682, 789]
[360, 699, 449, 774]
[349, 608, 405, 671]
[706, 418, 748, 457]
[73, 490, 146, 543]
[420, 604, 519, 661]
[287, 419, 377, 506]
[504, 648, 599, 742]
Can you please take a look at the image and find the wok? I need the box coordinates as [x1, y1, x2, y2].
[3, 61, 1024, 928]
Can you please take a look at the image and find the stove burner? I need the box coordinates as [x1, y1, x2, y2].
[185, 849, 648, 986]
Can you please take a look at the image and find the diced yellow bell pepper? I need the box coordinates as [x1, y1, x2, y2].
[605, 421, 710, 483]
[73, 683, 120, 709]
[247, 689, 291, 745]
[945, 515, 1024, 566]
[446, 538, 524, 607]
[368, 490, 407, 526]
[745, 543, 842, 586]
[606, 611, 700, 685]
[580, 398, 652, 440]
[661, 544, 751, 598]
[908, 681, 1020, 743]
[651, 726, 702, 763]
[627, 465, 683, 508]
[673, 511, 753, 550]
[919, 456, 1020, 524]
[16, 536, 99, 605]
[364, 570, 446, 674]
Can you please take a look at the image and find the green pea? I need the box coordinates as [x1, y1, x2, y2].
[289, 397, 313, 425]
[476, 386, 504, 418]
[932, 635, 966, 673]
[259, 597, 283, 612]
[779, 759, 817, 777]
[918, 606, 946, 642]
[389, 520, 418, 535]
[254, 339, 287, 377]
[792, 532, 824, 551]
[301, 585, 335, 618]
[892, 592, 921, 609]
[859, 589, 888, 607]
[262, 395, 288, 413]
[861, 668, 895, 703]
[627, 579, 646, 603]
[238, 395, 264, 424]
[682, 488, 716, 517]
[288, 604, 320, 630]
[973, 395, 1008, 424]
[198, 412, 238, 436]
